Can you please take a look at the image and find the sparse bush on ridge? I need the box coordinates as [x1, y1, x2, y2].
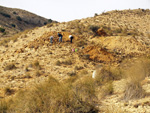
[48, 19, 52, 23]
[16, 16, 22, 21]
[0, 12, 11, 18]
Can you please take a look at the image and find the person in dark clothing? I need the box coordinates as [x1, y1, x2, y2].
[69, 35, 74, 43]
[58, 33, 63, 43]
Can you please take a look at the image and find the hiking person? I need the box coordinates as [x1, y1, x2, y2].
[50, 36, 54, 44]
[58, 32, 63, 43]
[69, 35, 74, 43]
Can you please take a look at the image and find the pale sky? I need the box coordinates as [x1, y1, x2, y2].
[0, 0, 150, 22]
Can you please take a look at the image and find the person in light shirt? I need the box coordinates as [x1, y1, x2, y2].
[69, 35, 74, 43]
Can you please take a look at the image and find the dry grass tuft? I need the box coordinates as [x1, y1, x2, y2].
[123, 58, 150, 101]
[32, 60, 41, 70]
[123, 82, 145, 101]
[100, 82, 114, 97]
[4, 63, 17, 71]
[95, 66, 121, 85]
[4, 87, 15, 96]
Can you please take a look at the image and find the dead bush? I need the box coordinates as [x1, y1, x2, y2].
[123, 82, 145, 101]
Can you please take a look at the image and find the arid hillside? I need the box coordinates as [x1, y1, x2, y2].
[0, 5, 55, 38]
[0, 9, 150, 113]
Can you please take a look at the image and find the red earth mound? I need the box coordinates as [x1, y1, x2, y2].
[82, 45, 117, 63]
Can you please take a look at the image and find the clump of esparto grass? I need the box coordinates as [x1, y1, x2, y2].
[55, 60, 61, 66]
[100, 82, 114, 97]
[23, 73, 32, 79]
[32, 60, 41, 70]
[4, 87, 15, 96]
[123, 59, 150, 101]
[56, 59, 73, 66]
[123, 82, 145, 101]
[35, 70, 41, 77]
[0, 100, 10, 113]
[62, 59, 72, 65]
[4, 63, 17, 71]
[94, 66, 122, 86]
[68, 71, 76, 76]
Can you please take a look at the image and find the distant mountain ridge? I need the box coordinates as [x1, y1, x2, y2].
[0, 5, 56, 37]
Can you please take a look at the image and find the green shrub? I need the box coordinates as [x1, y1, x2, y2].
[16, 16, 22, 21]
[0, 27, 5, 33]
[44, 22, 47, 25]
[0, 12, 11, 18]
[48, 19, 52, 23]
[11, 24, 16, 28]
[13, 11, 17, 14]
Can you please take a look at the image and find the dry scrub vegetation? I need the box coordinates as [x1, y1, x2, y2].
[0, 76, 99, 113]
[123, 58, 150, 101]
[1, 58, 150, 112]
